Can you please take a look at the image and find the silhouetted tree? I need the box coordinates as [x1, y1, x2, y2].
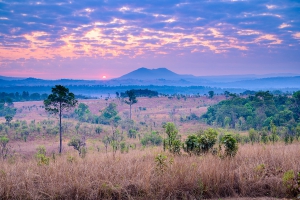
[5, 115, 13, 126]
[44, 85, 78, 153]
[208, 91, 215, 99]
[125, 90, 138, 120]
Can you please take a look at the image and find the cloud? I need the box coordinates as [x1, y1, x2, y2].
[293, 32, 300, 40]
[266, 5, 278, 10]
[254, 34, 282, 45]
[237, 29, 260, 35]
[0, 0, 299, 70]
[278, 23, 291, 29]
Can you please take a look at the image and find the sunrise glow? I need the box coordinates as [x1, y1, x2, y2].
[0, 0, 299, 79]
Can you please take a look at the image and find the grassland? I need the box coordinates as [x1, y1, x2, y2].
[1, 143, 299, 199]
[0, 96, 299, 199]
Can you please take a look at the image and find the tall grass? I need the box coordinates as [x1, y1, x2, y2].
[0, 143, 299, 199]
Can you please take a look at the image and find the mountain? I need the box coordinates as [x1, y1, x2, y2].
[0, 69, 299, 93]
[117, 67, 195, 80]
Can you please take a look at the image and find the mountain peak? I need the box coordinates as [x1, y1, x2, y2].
[117, 67, 194, 80]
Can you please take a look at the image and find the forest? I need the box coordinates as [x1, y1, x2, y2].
[202, 91, 300, 132]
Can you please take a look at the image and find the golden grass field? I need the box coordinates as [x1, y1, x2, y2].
[0, 143, 299, 199]
[0, 96, 299, 199]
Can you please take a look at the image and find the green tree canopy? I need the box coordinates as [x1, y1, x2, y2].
[44, 85, 78, 153]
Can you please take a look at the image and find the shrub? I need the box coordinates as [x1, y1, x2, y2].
[35, 146, 50, 165]
[221, 134, 238, 157]
[95, 126, 103, 134]
[282, 170, 300, 197]
[120, 141, 128, 153]
[198, 128, 218, 153]
[184, 128, 218, 155]
[0, 136, 9, 159]
[141, 132, 162, 146]
[68, 137, 86, 157]
[163, 122, 181, 154]
[128, 129, 137, 139]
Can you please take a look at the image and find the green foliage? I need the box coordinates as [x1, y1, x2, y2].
[221, 134, 238, 157]
[248, 128, 260, 144]
[95, 126, 103, 134]
[202, 91, 300, 131]
[0, 99, 16, 118]
[99, 103, 121, 126]
[128, 129, 137, 138]
[163, 122, 181, 154]
[184, 128, 218, 155]
[121, 89, 158, 98]
[35, 146, 50, 165]
[0, 91, 48, 102]
[44, 85, 78, 153]
[184, 134, 198, 155]
[44, 85, 78, 115]
[282, 170, 300, 197]
[208, 91, 214, 98]
[0, 136, 10, 159]
[198, 128, 218, 153]
[141, 131, 163, 146]
[5, 115, 13, 125]
[155, 154, 168, 172]
[120, 141, 128, 153]
[260, 130, 269, 144]
[68, 137, 86, 156]
[74, 103, 92, 122]
[296, 126, 300, 141]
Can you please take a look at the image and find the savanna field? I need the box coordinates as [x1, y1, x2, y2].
[0, 95, 300, 199]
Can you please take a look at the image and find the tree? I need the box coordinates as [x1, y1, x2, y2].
[224, 91, 230, 99]
[125, 90, 138, 120]
[5, 115, 13, 126]
[221, 134, 238, 157]
[100, 103, 121, 157]
[208, 91, 214, 99]
[44, 85, 78, 153]
[74, 103, 90, 121]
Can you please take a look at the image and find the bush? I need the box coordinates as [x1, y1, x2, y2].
[221, 134, 238, 157]
[184, 128, 218, 155]
[35, 146, 50, 165]
[128, 129, 137, 139]
[95, 126, 103, 134]
[68, 137, 86, 156]
[141, 132, 163, 146]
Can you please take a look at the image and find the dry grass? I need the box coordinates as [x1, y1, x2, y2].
[0, 143, 299, 199]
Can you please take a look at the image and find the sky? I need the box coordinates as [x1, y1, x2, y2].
[0, 0, 300, 80]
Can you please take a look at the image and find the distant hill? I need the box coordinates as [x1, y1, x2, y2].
[219, 76, 300, 89]
[117, 67, 195, 80]
[0, 69, 299, 92]
[0, 75, 25, 80]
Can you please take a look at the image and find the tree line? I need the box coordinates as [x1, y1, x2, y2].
[0, 91, 48, 102]
[202, 91, 300, 133]
[119, 89, 158, 98]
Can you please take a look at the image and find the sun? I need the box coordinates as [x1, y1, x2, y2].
[102, 75, 107, 79]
